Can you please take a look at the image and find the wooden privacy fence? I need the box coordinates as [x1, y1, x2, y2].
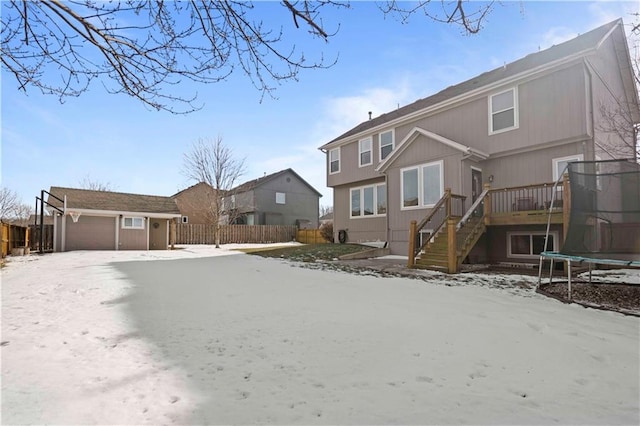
[2, 223, 30, 257]
[296, 229, 328, 244]
[176, 224, 297, 244]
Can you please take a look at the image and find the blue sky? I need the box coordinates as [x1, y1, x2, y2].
[2, 1, 638, 209]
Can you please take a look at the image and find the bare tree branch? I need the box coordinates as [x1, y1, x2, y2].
[182, 136, 246, 247]
[0, 187, 22, 221]
[78, 174, 116, 192]
[2, 1, 494, 113]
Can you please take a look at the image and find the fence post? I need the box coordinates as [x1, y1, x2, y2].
[447, 218, 457, 274]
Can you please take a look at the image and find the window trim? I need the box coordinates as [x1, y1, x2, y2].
[507, 231, 558, 259]
[122, 216, 145, 230]
[350, 183, 387, 219]
[489, 87, 519, 135]
[552, 154, 584, 182]
[359, 137, 373, 167]
[400, 160, 444, 210]
[379, 130, 394, 162]
[275, 192, 286, 204]
[329, 147, 341, 175]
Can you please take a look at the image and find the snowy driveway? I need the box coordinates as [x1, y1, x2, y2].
[2, 246, 639, 424]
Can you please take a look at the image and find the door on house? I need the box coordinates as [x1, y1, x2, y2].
[471, 168, 483, 217]
[149, 219, 168, 250]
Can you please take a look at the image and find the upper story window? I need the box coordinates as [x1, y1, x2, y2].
[276, 192, 286, 204]
[552, 154, 583, 182]
[350, 183, 386, 218]
[359, 137, 372, 167]
[123, 217, 144, 229]
[329, 148, 340, 174]
[489, 87, 518, 134]
[401, 160, 444, 209]
[181, 216, 189, 224]
[379, 130, 394, 161]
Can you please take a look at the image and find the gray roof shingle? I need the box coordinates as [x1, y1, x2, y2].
[47, 187, 180, 214]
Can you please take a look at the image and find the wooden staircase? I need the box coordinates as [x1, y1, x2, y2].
[415, 215, 486, 271]
[409, 186, 490, 273]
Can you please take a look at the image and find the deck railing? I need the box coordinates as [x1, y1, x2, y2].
[489, 182, 563, 214]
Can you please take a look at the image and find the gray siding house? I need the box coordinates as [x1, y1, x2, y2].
[47, 187, 181, 251]
[320, 19, 639, 270]
[227, 168, 322, 228]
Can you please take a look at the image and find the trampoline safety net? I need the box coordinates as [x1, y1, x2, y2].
[562, 159, 640, 262]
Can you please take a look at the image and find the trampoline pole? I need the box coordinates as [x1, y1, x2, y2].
[537, 255, 544, 288]
[548, 257, 554, 285]
[567, 259, 572, 300]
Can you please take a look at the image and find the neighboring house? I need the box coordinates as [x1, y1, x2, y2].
[319, 211, 333, 225]
[172, 182, 219, 224]
[46, 186, 181, 251]
[319, 19, 639, 270]
[226, 168, 322, 228]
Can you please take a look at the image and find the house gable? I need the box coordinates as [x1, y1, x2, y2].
[376, 127, 488, 173]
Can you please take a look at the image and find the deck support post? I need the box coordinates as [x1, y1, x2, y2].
[408, 220, 417, 268]
[483, 183, 491, 225]
[447, 218, 457, 273]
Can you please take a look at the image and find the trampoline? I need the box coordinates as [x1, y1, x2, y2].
[537, 159, 640, 299]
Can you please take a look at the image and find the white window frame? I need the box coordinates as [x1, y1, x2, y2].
[329, 147, 340, 174]
[359, 137, 373, 167]
[350, 183, 386, 219]
[489, 87, 519, 135]
[122, 217, 145, 230]
[181, 216, 189, 224]
[401, 160, 444, 210]
[379, 130, 394, 162]
[552, 154, 584, 182]
[275, 192, 286, 204]
[507, 231, 558, 259]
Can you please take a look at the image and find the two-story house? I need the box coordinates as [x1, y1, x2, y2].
[227, 168, 322, 228]
[320, 19, 639, 271]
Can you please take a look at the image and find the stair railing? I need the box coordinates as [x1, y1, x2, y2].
[408, 189, 466, 268]
[456, 184, 490, 231]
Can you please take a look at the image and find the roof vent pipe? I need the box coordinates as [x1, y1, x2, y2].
[368, 111, 372, 120]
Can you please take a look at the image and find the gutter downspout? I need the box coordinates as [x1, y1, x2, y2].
[146, 217, 150, 251]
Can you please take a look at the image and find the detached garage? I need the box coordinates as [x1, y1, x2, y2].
[46, 186, 181, 251]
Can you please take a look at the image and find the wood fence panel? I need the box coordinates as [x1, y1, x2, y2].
[176, 224, 297, 245]
[296, 229, 327, 244]
[2, 223, 9, 257]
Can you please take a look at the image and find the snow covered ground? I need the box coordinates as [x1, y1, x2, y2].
[2, 245, 639, 424]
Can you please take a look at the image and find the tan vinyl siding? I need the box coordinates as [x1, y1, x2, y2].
[119, 222, 147, 250]
[481, 142, 586, 189]
[395, 64, 588, 157]
[332, 178, 386, 244]
[327, 135, 386, 187]
[65, 215, 116, 251]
